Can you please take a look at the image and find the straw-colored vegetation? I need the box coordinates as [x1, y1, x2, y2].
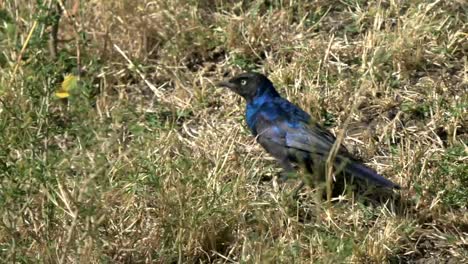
[0, 0, 466, 263]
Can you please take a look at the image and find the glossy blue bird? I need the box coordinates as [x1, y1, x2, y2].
[218, 72, 400, 190]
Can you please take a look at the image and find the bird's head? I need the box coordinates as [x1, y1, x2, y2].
[217, 72, 277, 102]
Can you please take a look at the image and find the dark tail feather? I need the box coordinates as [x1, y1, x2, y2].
[339, 158, 401, 189]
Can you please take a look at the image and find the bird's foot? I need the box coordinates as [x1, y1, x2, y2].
[277, 170, 297, 183]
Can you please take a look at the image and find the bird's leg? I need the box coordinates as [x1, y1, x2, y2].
[276, 159, 306, 199]
[292, 181, 306, 199]
[277, 159, 296, 183]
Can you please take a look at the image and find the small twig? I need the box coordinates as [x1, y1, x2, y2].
[325, 84, 362, 203]
[12, 21, 38, 77]
[56, 0, 81, 76]
[47, 3, 62, 59]
[113, 44, 165, 99]
[315, 34, 335, 87]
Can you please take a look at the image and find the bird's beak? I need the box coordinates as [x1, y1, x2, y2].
[217, 80, 236, 89]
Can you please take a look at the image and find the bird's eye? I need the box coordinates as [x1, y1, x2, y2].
[240, 79, 247, 86]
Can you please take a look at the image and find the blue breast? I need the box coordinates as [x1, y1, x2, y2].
[244, 84, 312, 135]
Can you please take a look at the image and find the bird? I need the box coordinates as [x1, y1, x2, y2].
[217, 72, 401, 191]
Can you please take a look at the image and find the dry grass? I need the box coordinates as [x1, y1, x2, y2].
[0, 0, 467, 263]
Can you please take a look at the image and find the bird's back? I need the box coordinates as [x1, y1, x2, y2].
[248, 95, 352, 158]
[246, 96, 310, 131]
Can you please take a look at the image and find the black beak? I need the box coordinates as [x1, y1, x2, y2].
[217, 80, 236, 89]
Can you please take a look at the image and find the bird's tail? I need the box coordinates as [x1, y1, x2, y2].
[337, 157, 401, 189]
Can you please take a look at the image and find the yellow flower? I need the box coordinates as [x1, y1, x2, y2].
[55, 74, 78, 98]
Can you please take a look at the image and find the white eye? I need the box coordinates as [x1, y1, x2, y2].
[240, 79, 247, 86]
